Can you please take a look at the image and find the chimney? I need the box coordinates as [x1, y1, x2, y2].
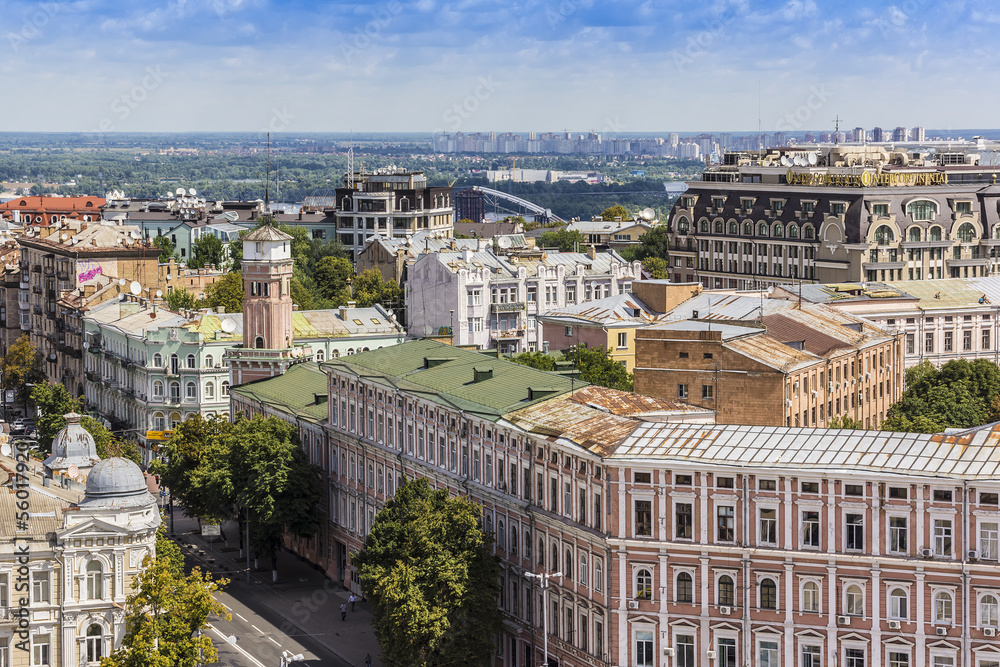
[586, 245, 596, 260]
[83, 284, 96, 297]
[339, 304, 348, 319]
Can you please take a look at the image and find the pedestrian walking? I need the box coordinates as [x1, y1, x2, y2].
[349, 593, 357, 611]
[365, 653, 372, 667]
[340, 603, 347, 621]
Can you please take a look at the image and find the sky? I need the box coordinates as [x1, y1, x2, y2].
[1, 0, 997, 133]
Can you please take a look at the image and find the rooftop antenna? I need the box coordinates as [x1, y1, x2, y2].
[757, 80, 762, 162]
[347, 130, 355, 189]
[833, 115, 841, 145]
[264, 131, 271, 221]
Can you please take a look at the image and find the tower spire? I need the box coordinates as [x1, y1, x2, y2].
[264, 131, 271, 223]
[347, 130, 355, 189]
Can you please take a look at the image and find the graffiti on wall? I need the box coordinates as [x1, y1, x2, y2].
[77, 259, 103, 284]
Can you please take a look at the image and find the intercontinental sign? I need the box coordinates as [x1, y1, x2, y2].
[786, 169, 949, 187]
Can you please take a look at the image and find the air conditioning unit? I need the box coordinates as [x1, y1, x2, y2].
[936, 627, 947, 636]
[720, 606, 732, 615]
[785, 399, 792, 407]
[828, 382, 834, 392]
[921, 548, 934, 558]
[663, 648, 676, 657]
[706, 650, 717, 660]
[888, 620, 901, 630]
[969, 550, 980, 561]
[811, 390, 818, 397]
[837, 615, 851, 626]
[986, 627, 997, 638]
[627, 600, 639, 610]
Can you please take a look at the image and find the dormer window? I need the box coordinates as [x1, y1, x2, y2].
[831, 202, 846, 216]
[906, 200, 937, 221]
[741, 198, 755, 210]
[872, 203, 889, 217]
[713, 197, 726, 209]
[956, 201, 972, 213]
[770, 199, 785, 213]
[682, 196, 695, 208]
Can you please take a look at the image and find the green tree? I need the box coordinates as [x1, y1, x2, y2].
[882, 359, 1000, 431]
[188, 234, 225, 270]
[353, 478, 502, 667]
[600, 204, 631, 221]
[30, 381, 141, 462]
[2, 334, 45, 414]
[227, 231, 249, 272]
[564, 344, 633, 391]
[201, 271, 244, 314]
[538, 228, 584, 252]
[627, 225, 671, 262]
[165, 288, 198, 311]
[641, 256, 669, 279]
[352, 268, 403, 311]
[509, 350, 557, 372]
[152, 235, 177, 263]
[828, 414, 864, 429]
[101, 525, 229, 667]
[313, 256, 354, 304]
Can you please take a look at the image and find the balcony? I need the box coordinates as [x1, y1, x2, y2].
[493, 329, 524, 340]
[491, 301, 525, 313]
[85, 371, 99, 382]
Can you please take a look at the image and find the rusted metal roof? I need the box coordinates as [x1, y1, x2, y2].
[569, 385, 703, 415]
[761, 312, 852, 356]
[505, 395, 642, 457]
[539, 293, 668, 327]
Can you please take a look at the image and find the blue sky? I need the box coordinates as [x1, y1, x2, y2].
[2, 0, 996, 133]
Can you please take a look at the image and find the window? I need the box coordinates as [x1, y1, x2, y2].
[889, 587, 908, 619]
[802, 511, 820, 547]
[617, 331, 627, 348]
[634, 471, 651, 483]
[579, 554, 588, 586]
[635, 630, 654, 667]
[845, 584, 864, 615]
[845, 648, 865, 667]
[86, 624, 103, 663]
[802, 644, 822, 667]
[718, 637, 737, 667]
[759, 508, 777, 545]
[153, 352, 162, 367]
[635, 500, 652, 536]
[717, 506, 734, 541]
[846, 513, 864, 550]
[676, 634, 695, 667]
[718, 575, 735, 606]
[676, 572, 693, 603]
[981, 521, 999, 560]
[981, 594, 999, 626]
[205, 382, 214, 399]
[222, 380, 229, 396]
[86, 561, 103, 600]
[802, 581, 820, 612]
[153, 380, 163, 398]
[675, 474, 693, 485]
[889, 652, 910, 667]
[675, 503, 693, 539]
[677, 384, 688, 400]
[934, 519, 953, 556]
[185, 381, 196, 398]
[32, 634, 49, 667]
[759, 478, 776, 491]
[759, 640, 779, 667]
[186, 353, 196, 368]
[717, 476, 734, 488]
[907, 200, 938, 221]
[958, 222, 976, 242]
[31, 572, 49, 603]
[169, 381, 180, 400]
[759, 578, 777, 610]
[594, 558, 604, 592]
[635, 569, 652, 600]
[702, 384, 714, 400]
[934, 591, 953, 623]
[889, 517, 908, 553]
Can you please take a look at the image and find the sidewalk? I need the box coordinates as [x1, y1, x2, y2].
[172, 511, 382, 667]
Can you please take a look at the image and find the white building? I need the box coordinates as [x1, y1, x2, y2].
[406, 247, 643, 353]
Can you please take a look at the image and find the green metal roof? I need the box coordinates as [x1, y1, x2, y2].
[321, 340, 587, 421]
[230, 362, 329, 423]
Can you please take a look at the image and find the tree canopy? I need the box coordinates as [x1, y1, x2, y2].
[353, 478, 502, 667]
[600, 204, 632, 221]
[314, 256, 354, 304]
[352, 268, 403, 311]
[641, 256, 669, 279]
[165, 288, 198, 311]
[882, 359, 1000, 433]
[538, 228, 584, 252]
[31, 381, 141, 462]
[1, 334, 44, 407]
[618, 225, 670, 262]
[188, 234, 225, 270]
[511, 343, 633, 391]
[201, 271, 244, 314]
[152, 235, 177, 263]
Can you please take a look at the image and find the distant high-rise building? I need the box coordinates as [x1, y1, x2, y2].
[893, 126, 908, 142]
[872, 127, 885, 142]
[773, 132, 787, 146]
[669, 133, 680, 148]
[910, 126, 925, 142]
[803, 131, 816, 143]
[850, 127, 866, 142]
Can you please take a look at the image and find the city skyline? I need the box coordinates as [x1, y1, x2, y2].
[4, 0, 1000, 134]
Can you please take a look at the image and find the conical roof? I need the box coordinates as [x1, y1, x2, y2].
[244, 225, 292, 242]
[43, 412, 100, 472]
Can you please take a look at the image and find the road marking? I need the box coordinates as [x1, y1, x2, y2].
[268, 637, 281, 646]
[222, 603, 231, 610]
[251, 624, 263, 634]
[208, 623, 266, 667]
[236, 613, 248, 622]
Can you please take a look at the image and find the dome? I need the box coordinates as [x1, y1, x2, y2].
[81, 457, 155, 509]
[43, 412, 100, 473]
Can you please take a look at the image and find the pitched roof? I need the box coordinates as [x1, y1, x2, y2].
[243, 225, 292, 242]
[539, 292, 669, 327]
[230, 362, 329, 423]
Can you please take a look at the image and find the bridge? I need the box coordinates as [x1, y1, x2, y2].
[467, 186, 564, 224]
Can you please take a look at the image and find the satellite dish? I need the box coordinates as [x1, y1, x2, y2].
[155, 289, 163, 298]
[0, 443, 9, 458]
[221, 319, 236, 333]
[640, 207, 656, 221]
[82, 342, 89, 349]
[175, 188, 185, 196]
[60, 233, 68, 240]
[130, 281, 141, 296]
[188, 188, 197, 196]
[130, 230, 141, 239]
[808, 153, 818, 166]
[780, 156, 789, 166]
[118, 293, 125, 301]
[118, 278, 126, 286]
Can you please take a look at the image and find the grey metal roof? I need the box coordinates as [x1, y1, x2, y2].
[612, 422, 1000, 480]
[43, 413, 100, 472]
[538, 292, 668, 327]
[81, 457, 157, 509]
[645, 320, 761, 340]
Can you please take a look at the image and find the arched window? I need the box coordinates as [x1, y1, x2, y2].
[676, 571, 693, 603]
[538, 537, 545, 565]
[186, 354, 196, 369]
[497, 520, 505, 550]
[255, 336, 265, 349]
[565, 549, 573, 579]
[510, 526, 518, 555]
[803, 224, 814, 239]
[994, 225, 1000, 241]
[333, 349, 340, 358]
[153, 412, 165, 430]
[700, 220, 710, 233]
[714, 220, 724, 234]
[758, 222, 769, 236]
[934, 591, 953, 623]
[524, 531, 532, 561]
[743, 221, 753, 235]
[169, 382, 180, 400]
[981, 594, 999, 627]
[579, 554, 588, 587]
[908, 226, 921, 242]
[907, 199, 938, 221]
[170, 354, 179, 374]
[185, 381, 196, 399]
[957, 222, 976, 243]
[386, 472, 393, 496]
[728, 221, 738, 234]
[759, 578, 777, 610]
[889, 587, 908, 619]
[551, 543, 558, 570]
[222, 381, 230, 396]
[153, 380, 163, 398]
[205, 382, 215, 399]
[86, 561, 103, 599]
[788, 224, 799, 239]
[874, 225, 895, 245]
[316, 349, 325, 362]
[594, 557, 604, 592]
[152, 353, 162, 367]
[773, 223, 784, 238]
[205, 355, 214, 367]
[484, 513, 492, 535]
[802, 581, 820, 612]
[635, 569, 652, 600]
[169, 412, 181, 429]
[845, 584, 864, 616]
[678, 217, 690, 233]
[86, 624, 104, 663]
[930, 225, 943, 241]
[718, 575, 735, 606]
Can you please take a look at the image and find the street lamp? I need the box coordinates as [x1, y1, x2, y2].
[525, 571, 561, 667]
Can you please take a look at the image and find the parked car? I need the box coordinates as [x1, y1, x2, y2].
[11, 419, 26, 433]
